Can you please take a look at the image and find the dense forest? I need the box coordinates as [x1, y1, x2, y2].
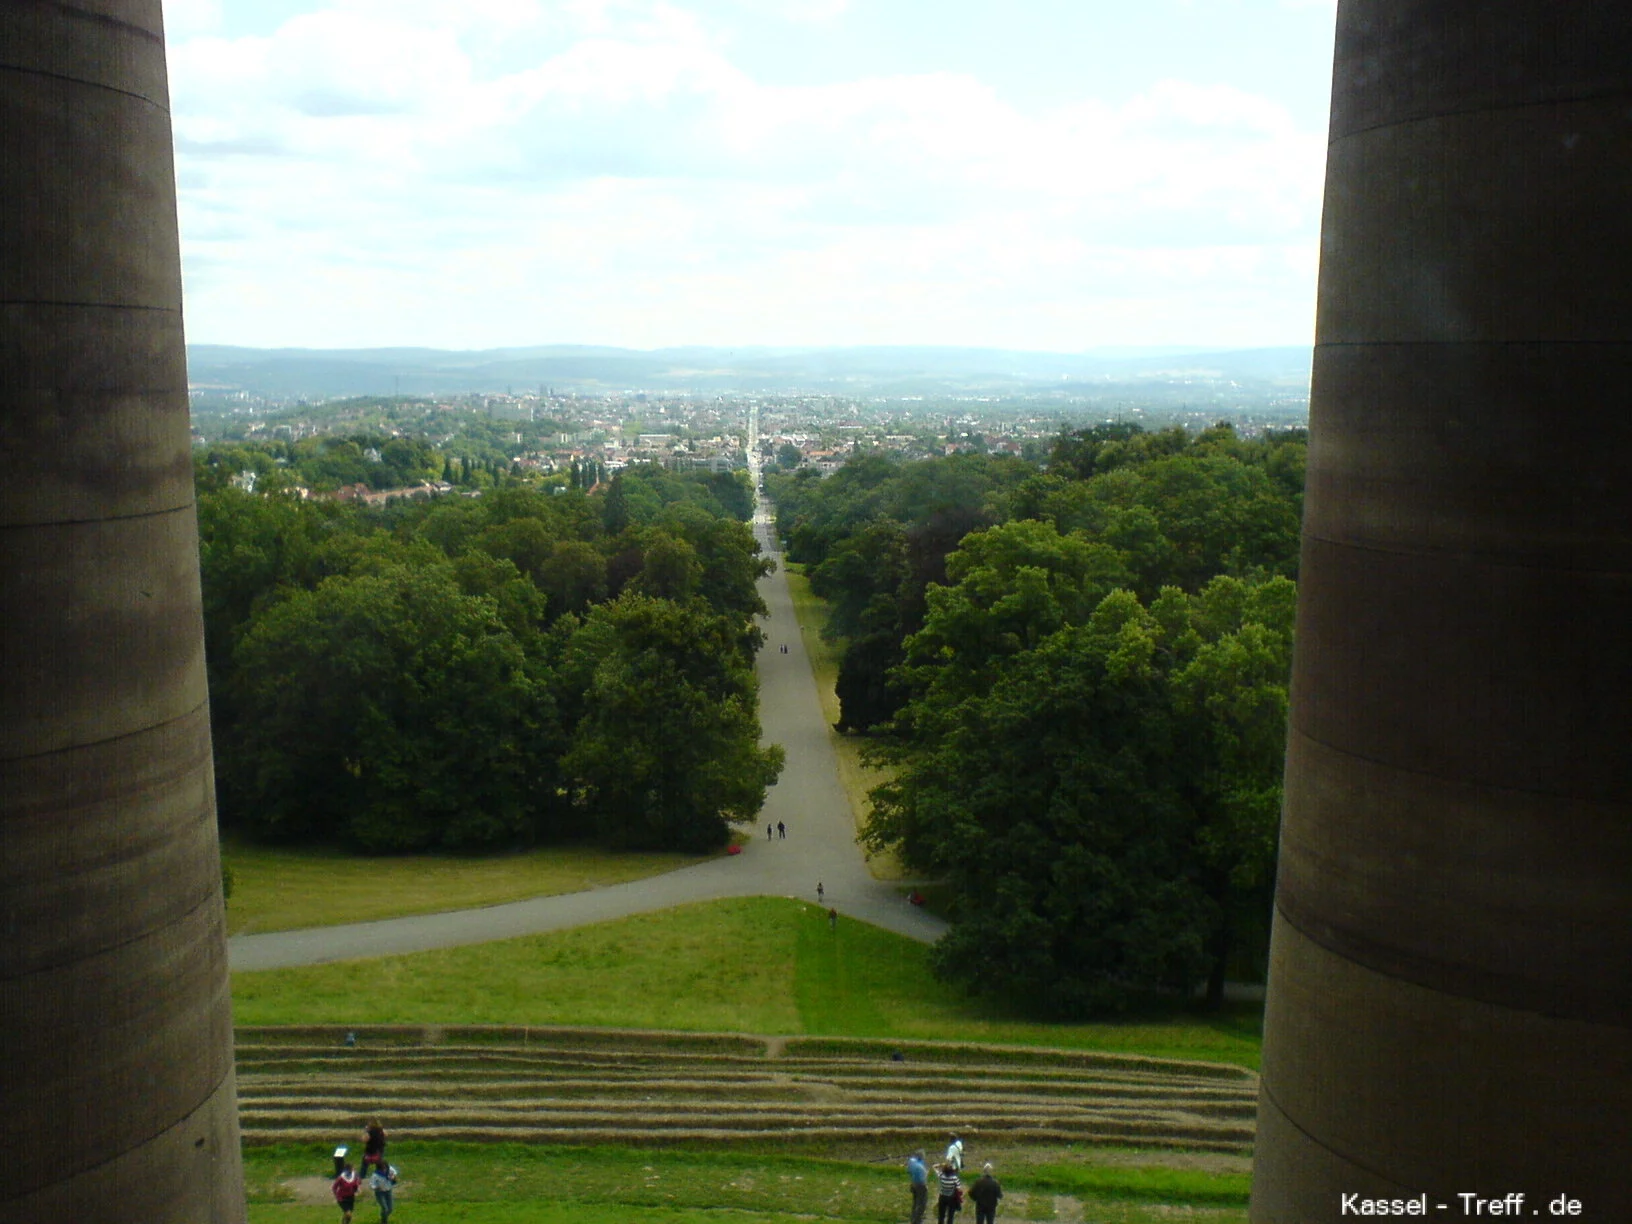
[198, 457, 778, 853]
[766, 423, 1306, 1014]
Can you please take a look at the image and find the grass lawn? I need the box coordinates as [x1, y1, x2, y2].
[233, 896, 1263, 1068]
[243, 1142, 1250, 1223]
[222, 840, 714, 936]
[780, 566, 907, 883]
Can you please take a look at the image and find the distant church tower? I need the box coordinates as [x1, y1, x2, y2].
[1253, 3, 1632, 1216]
[0, 3, 245, 1220]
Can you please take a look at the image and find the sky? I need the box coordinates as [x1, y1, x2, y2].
[163, 0, 1338, 352]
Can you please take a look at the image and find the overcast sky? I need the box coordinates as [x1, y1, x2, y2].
[164, 0, 1337, 352]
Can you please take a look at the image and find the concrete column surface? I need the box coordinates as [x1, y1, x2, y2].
[0, 2, 245, 1221]
[1253, 2, 1632, 1218]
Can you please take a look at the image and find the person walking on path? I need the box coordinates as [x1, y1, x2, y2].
[767, 824, 773, 841]
[936, 1162, 963, 1224]
[368, 1162, 397, 1224]
[828, 906, 838, 931]
[817, 881, 824, 902]
[906, 1150, 929, 1224]
[969, 1163, 1003, 1224]
[945, 1134, 964, 1172]
[777, 821, 786, 839]
[332, 1163, 362, 1224]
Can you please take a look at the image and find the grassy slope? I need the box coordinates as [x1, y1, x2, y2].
[223, 841, 713, 936]
[243, 1142, 1250, 1224]
[233, 896, 1262, 1068]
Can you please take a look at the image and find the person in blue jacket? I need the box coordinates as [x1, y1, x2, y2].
[906, 1150, 929, 1224]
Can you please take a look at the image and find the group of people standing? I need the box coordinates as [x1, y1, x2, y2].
[907, 1135, 1004, 1224]
[331, 1124, 397, 1224]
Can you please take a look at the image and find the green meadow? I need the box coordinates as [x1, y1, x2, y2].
[233, 896, 1262, 1068]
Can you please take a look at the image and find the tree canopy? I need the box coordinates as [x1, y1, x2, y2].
[201, 459, 778, 853]
[770, 423, 1304, 1014]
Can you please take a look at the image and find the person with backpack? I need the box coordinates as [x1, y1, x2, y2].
[369, 1160, 399, 1223]
[332, 1162, 362, 1223]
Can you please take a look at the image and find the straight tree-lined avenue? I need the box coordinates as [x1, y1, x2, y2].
[228, 495, 946, 972]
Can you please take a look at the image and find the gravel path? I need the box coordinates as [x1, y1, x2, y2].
[228, 497, 947, 973]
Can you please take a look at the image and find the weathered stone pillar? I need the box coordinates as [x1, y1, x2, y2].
[1252, 3, 1632, 1218]
[0, 3, 245, 1220]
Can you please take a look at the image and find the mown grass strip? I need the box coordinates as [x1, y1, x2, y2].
[238, 1026, 769, 1055]
[223, 840, 712, 936]
[1026, 1160, 1252, 1206]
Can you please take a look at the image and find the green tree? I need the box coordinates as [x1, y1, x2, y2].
[562, 594, 783, 851]
[809, 520, 909, 641]
[536, 539, 609, 620]
[1164, 575, 1295, 1004]
[195, 486, 334, 690]
[221, 564, 564, 850]
[865, 591, 1209, 1015]
[630, 532, 703, 602]
[656, 504, 771, 621]
[896, 519, 1131, 707]
[864, 568, 1295, 1015]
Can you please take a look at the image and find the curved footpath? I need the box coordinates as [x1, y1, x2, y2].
[229, 498, 947, 972]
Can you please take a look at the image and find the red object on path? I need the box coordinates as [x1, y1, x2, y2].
[726, 844, 743, 855]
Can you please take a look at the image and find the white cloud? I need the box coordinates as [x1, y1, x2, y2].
[162, 0, 222, 39]
[737, 0, 851, 21]
[168, 0, 1326, 348]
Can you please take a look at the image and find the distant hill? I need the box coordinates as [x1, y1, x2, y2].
[187, 343, 1312, 400]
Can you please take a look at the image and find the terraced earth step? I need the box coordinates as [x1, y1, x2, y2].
[235, 1025, 1258, 1155]
[238, 1058, 1250, 1091]
[236, 1125, 1249, 1152]
[242, 1103, 1253, 1128]
[241, 1078, 1257, 1109]
[235, 1050, 1252, 1096]
[239, 1026, 1254, 1079]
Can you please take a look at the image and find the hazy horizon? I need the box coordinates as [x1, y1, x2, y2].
[186, 340, 1314, 401]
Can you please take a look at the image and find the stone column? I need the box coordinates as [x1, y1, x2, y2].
[1252, 3, 1632, 1218]
[0, 3, 245, 1220]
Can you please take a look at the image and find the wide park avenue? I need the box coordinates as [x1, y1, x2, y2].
[228, 494, 948, 972]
